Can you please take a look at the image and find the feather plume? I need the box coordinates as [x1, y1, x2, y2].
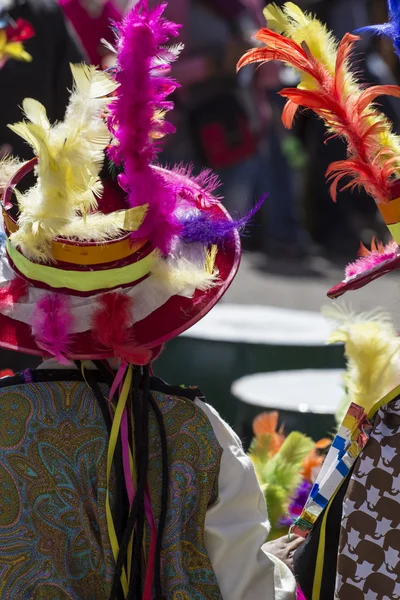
[169, 164, 222, 205]
[263, 2, 400, 159]
[180, 196, 265, 245]
[107, 1, 182, 254]
[32, 294, 74, 364]
[322, 304, 400, 420]
[151, 249, 220, 293]
[345, 238, 398, 279]
[238, 24, 400, 203]
[250, 431, 314, 530]
[92, 292, 151, 365]
[302, 439, 331, 483]
[0, 277, 28, 307]
[0, 156, 24, 196]
[253, 411, 285, 454]
[356, 0, 400, 59]
[11, 188, 148, 261]
[8, 64, 118, 260]
[264, 2, 338, 87]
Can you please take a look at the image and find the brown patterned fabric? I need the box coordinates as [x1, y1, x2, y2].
[336, 398, 400, 599]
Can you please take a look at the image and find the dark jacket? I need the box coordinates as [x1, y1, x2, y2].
[0, 0, 85, 160]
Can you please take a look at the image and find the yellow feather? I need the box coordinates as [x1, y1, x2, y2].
[22, 98, 51, 131]
[323, 305, 400, 419]
[0, 157, 24, 195]
[8, 64, 119, 260]
[151, 248, 220, 294]
[205, 245, 218, 275]
[265, 2, 400, 169]
[263, 4, 288, 33]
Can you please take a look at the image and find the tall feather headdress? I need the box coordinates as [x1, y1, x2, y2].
[238, 6, 400, 205]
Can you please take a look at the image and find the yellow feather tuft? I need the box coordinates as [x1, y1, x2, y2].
[205, 245, 218, 275]
[0, 156, 25, 195]
[263, 4, 288, 33]
[8, 64, 119, 260]
[323, 305, 400, 420]
[59, 205, 148, 241]
[151, 247, 220, 294]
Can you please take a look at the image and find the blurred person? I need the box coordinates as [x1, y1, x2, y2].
[0, 0, 85, 161]
[132, 0, 305, 255]
[59, 0, 122, 68]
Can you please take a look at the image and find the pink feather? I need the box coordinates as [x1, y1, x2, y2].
[345, 238, 398, 279]
[32, 294, 74, 364]
[168, 164, 222, 207]
[108, 1, 182, 254]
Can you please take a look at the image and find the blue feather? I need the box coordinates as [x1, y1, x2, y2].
[355, 0, 400, 58]
[389, 0, 400, 15]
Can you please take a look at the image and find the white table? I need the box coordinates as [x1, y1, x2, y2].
[231, 369, 345, 442]
[232, 369, 345, 415]
[181, 304, 336, 346]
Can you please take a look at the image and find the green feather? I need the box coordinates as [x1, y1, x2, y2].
[248, 431, 314, 536]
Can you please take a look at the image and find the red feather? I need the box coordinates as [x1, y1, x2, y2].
[282, 99, 299, 128]
[238, 29, 400, 204]
[0, 370, 13, 378]
[92, 293, 151, 365]
[0, 277, 28, 307]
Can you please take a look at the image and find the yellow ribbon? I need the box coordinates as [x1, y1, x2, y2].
[311, 489, 339, 600]
[387, 222, 400, 245]
[6, 239, 156, 292]
[0, 29, 32, 63]
[106, 365, 133, 596]
[368, 382, 400, 419]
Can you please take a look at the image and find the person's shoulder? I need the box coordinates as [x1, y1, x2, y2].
[194, 399, 244, 463]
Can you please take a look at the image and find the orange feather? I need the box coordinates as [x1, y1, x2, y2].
[238, 29, 400, 204]
[253, 411, 285, 454]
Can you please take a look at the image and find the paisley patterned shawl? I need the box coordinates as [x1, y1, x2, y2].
[0, 376, 223, 599]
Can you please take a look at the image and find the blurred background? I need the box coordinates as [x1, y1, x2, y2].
[1, 0, 400, 444]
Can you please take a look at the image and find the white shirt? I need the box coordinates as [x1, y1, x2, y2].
[196, 400, 296, 600]
[36, 361, 296, 599]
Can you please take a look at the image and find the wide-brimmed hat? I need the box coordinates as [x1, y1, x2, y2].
[0, 2, 248, 364]
[238, 1, 400, 300]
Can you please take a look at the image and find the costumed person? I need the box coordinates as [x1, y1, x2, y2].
[59, 0, 123, 68]
[0, 0, 85, 375]
[238, 2, 400, 599]
[0, 2, 301, 598]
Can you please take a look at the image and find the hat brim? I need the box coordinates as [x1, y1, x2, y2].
[0, 203, 241, 360]
[328, 253, 400, 299]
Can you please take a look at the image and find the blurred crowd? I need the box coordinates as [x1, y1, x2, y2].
[1, 0, 399, 262]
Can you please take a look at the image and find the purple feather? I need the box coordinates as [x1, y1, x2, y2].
[108, 1, 182, 254]
[279, 479, 312, 528]
[180, 196, 265, 245]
